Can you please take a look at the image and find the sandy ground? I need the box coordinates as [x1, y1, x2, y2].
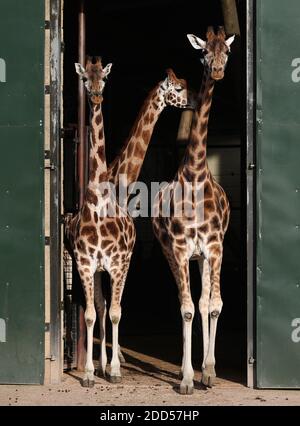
[0, 343, 300, 406]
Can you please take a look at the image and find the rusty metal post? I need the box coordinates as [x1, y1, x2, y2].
[221, 0, 241, 35]
[77, 0, 87, 372]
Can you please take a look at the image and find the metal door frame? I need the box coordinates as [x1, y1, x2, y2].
[246, 0, 256, 388]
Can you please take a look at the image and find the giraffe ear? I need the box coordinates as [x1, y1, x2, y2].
[187, 34, 206, 50]
[102, 63, 113, 78]
[75, 63, 86, 76]
[225, 35, 235, 51]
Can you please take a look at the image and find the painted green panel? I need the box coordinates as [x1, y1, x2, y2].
[0, 1, 44, 384]
[257, 0, 300, 388]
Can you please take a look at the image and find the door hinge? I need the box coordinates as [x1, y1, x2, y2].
[45, 236, 50, 246]
[60, 301, 64, 311]
[45, 322, 50, 332]
[45, 20, 51, 30]
[45, 354, 56, 362]
[44, 163, 56, 171]
[248, 163, 256, 171]
[248, 357, 255, 365]
[45, 85, 51, 95]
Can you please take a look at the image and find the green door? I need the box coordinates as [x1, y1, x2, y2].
[0, 0, 44, 384]
[256, 0, 300, 388]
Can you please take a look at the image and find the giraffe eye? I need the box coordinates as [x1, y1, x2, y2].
[175, 87, 183, 93]
[82, 76, 87, 82]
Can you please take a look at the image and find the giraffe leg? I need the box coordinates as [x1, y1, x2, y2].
[94, 272, 107, 377]
[198, 257, 211, 374]
[164, 251, 194, 394]
[109, 260, 130, 383]
[78, 270, 96, 388]
[202, 254, 223, 387]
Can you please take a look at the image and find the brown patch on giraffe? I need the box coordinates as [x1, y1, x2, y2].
[77, 239, 87, 253]
[144, 113, 150, 125]
[198, 224, 209, 234]
[204, 199, 215, 212]
[133, 142, 145, 159]
[95, 113, 102, 126]
[210, 215, 221, 231]
[98, 127, 104, 141]
[170, 219, 184, 235]
[142, 129, 150, 143]
[183, 168, 196, 181]
[149, 112, 155, 122]
[86, 188, 98, 205]
[89, 157, 98, 182]
[207, 233, 219, 244]
[89, 247, 95, 256]
[100, 224, 108, 236]
[81, 225, 95, 236]
[118, 235, 127, 252]
[187, 228, 196, 239]
[82, 204, 91, 222]
[106, 221, 118, 237]
[80, 257, 90, 266]
[94, 212, 98, 223]
[99, 172, 106, 182]
[204, 182, 213, 199]
[197, 170, 206, 182]
[101, 239, 113, 249]
[97, 144, 105, 160]
[112, 254, 119, 263]
[87, 232, 98, 246]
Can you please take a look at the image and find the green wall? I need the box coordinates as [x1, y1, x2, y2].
[0, 0, 45, 383]
[257, 0, 300, 388]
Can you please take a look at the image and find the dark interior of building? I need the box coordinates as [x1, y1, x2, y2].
[63, 0, 247, 384]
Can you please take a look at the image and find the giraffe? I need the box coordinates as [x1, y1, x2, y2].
[66, 56, 136, 387]
[107, 68, 190, 196]
[92, 68, 190, 381]
[152, 27, 235, 394]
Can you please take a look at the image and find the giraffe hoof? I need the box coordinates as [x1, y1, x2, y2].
[201, 368, 216, 388]
[110, 375, 122, 384]
[81, 378, 95, 388]
[179, 383, 194, 395]
[95, 369, 105, 378]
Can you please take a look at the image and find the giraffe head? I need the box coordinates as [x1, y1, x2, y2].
[75, 56, 112, 104]
[160, 68, 189, 108]
[187, 26, 235, 81]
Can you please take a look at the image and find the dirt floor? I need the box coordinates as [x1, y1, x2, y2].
[0, 342, 300, 406]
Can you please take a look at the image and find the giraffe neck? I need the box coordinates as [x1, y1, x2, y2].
[107, 84, 165, 190]
[177, 68, 215, 181]
[88, 102, 107, 186]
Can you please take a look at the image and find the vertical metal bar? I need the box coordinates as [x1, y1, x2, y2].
[246, 0, 255, 388]
[50, 0, 62, 384]
[76, 0, 87, 372]
[77, 0, 86, 209]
